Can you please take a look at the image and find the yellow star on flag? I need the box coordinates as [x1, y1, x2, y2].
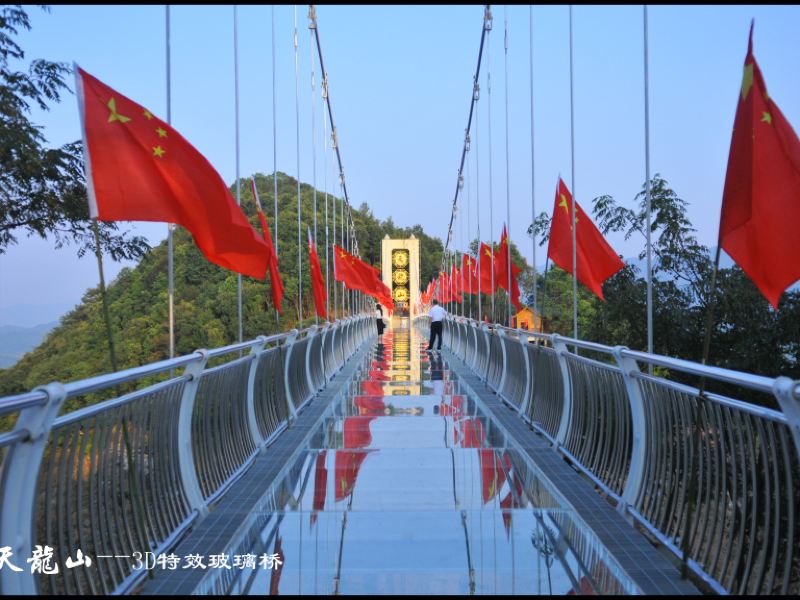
[107, 98, 130, 124]
[143, 109, 154, 120]
[741, 63, 754, 101]
[156, 127, 168, 138]
[761, 111, 772, 125]
[152, 146, 165, 158]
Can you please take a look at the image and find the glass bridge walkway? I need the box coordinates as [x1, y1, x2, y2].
[141, 324, 696, 595]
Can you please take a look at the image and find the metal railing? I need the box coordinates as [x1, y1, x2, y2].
[0, 315, 374, 595]
[418, 315, 800, 595]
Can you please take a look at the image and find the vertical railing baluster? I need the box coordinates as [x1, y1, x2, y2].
[612, 346, 648, 521]
[551, 334, 573, 447]
[177, 352, 210, 515]
[246, 337, 268, 450]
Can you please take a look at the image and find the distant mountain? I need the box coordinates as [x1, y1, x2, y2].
[0, 301, 77, 328]
[0, 322, 58, 369]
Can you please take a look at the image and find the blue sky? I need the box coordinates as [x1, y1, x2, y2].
[1, 4, 799, 326]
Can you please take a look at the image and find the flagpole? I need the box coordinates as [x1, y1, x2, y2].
[568, 5, 578, 346]
[504, 5, 512, 328]
[234, 5, 243, 344]
[92, 218, 151, 556]
[166, 4, 175, 362]
[272, 5, 280, 329]
[294, 5, 303, 325]
[309, 6, 318, 326]
[643, 4, 653, 366]
[529, 4, 538, 323]
[538, 259, 549, 336]
[682, 244, 722, 578]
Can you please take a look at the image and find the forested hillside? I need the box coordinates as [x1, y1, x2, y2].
[0, 172, 446, 395]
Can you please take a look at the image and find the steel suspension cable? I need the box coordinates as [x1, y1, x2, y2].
[529, 5, 537, 323]
[504, 5, 512, 327]
[234, 5, 243, 343]
[441, 5, 492, 278]
[644, 5, 653, 366]
[309, 6, 366, 316]
[309, 7, 318, 325]
[166, 5, 174, 361]
[569, 5, 578, 344]
[271, 5, 280, 328]
[487, 14, 495, 322]
[323, 44, 331, 320]
[294, 5, 302, 324]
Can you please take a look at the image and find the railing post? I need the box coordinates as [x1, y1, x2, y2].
[551, 334, 573, 447]
[773, 376, 800, 463]
[246, 336, 268, 450]
[612, 346, 648, 520]
[0, 382, 66, 595]
[518, 332, 533, 416]
[479, 323, 491, 382]
[496, 328, 509, 394]
[283, 330, 300, 421]
[177, 351, 210, 517]
[305, 325, 319, 394]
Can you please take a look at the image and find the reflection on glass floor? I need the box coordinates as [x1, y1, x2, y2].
[195, 326, 641, 595]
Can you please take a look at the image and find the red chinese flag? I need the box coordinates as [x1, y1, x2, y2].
[334, 450, 371, 501]
[252, 179, 284, 315]
[494, 225, 523, 312]
[360, 380, 385, 396]
[719, 24, 800, 309]
[479, 449, 507, 504]
[343, 417, 376, 449]
[308, 229, 327, 319]
[450, 264, 462, 304]
[76, 66, 269, 278]
[311, 450, 327, 524]
[547, 178, 624, 300]
[333, 244, 369, 292]
[462, 254, 479, 295]
[440, 271, 450, 303]
[354, 396, 387, 415]
[478, 243, 496, 294]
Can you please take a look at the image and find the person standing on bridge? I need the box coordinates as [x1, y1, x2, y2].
[427, 299, 446, 352]
[375, 303, 386, 336]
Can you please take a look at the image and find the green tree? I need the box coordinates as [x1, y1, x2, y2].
[0, 5, 149, 260]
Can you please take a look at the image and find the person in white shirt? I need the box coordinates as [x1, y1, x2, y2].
[427, 299, 446, 351]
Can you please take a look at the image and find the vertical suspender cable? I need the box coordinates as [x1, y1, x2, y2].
[529, 5, 537, 322]
[569, 5, 578, 344]
[234, 5, 243, 344]
[166, 5, 174, 361]
[294, 5, 302, 324]
[643, 5, 653, 366]
[271, 6, 280, 327]
[323, 69, 331, 320]
[466, 139, 472, 319]
[309, 7, 318, 325]
[503, 5, 512, 327]
[476, 77, 482, 323]
[487, 17, 495, 323]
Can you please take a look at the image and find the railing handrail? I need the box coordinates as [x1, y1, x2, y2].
[469, 318, 794, 400]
